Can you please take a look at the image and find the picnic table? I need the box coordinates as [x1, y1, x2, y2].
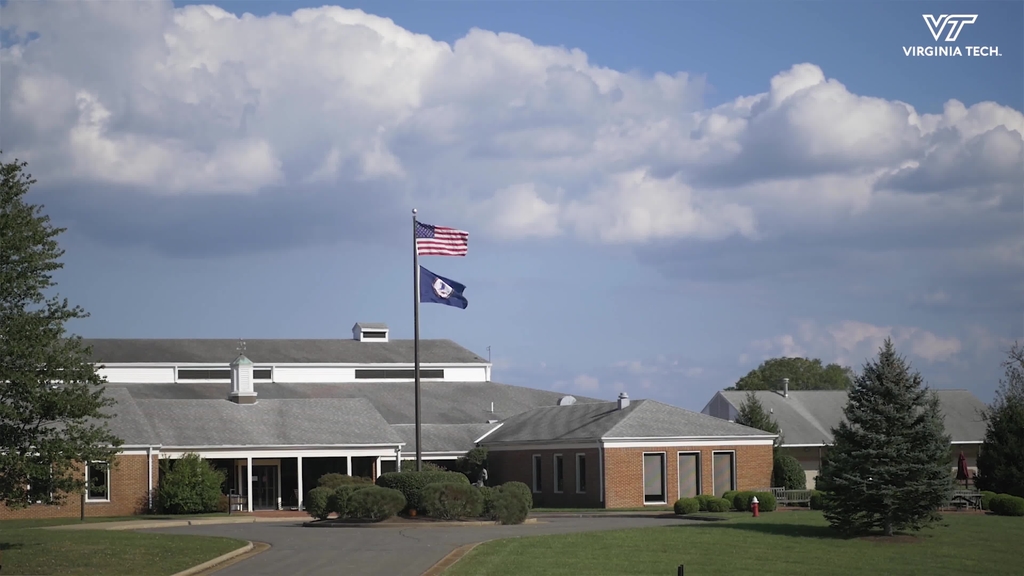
[949, 490, 982, 510]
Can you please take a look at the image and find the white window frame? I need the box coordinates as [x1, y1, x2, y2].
[711, 450, 737, 496]
[532, 454, 542, 493]
[575, 453, 587, 494]
[642, 451, 668, 506]
[253, 366, 274, 381]
[677, 451, 702, 499]
[85, 461, 111, 502]
[553, 454, 564, 493]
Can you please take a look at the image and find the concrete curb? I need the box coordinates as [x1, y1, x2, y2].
[169, 541, 254, 576]
[420, 541, 489, 576]
[47, 516, 303, 531]
[303, 517, 541, 528]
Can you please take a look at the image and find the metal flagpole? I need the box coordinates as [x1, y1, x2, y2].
[412, 209, 423, 472]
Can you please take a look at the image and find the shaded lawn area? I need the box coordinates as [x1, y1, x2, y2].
[0, 517, 245, 575]
[445, 511, 1023, 576]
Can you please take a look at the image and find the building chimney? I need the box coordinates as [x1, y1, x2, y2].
[230, 354, 257, 404]
[782, 378, 789, 398]
[617, 392, 630, 410]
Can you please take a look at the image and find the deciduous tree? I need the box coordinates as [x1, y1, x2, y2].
[0, 155, 122, 509]
[731, 357, 853, 391]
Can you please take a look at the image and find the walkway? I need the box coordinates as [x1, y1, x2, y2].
[147, 515, 701, 576]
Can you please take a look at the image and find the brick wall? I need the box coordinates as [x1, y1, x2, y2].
[0, 454, 156, 520]
[487, 448, 603, 508]
[603, 444, 773, 509]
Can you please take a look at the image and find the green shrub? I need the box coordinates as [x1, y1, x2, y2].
[479, 485, 499, 520]
[329, 484, 373, 518]
[375, 470, 470, 512]
[809, 490, 825, 510]
[989, 494, 1024, 517]
[721, 491, 738, 507]
[348, 486, 406, 521]
[491, 489, 529, 525]
[772, 455, 807, 490]
[731, 491, 753, 511]
[305, 486, 334, 520]
[673, 497, 700, 515]
[705, 497, 731, 512]
[694, 494, 717, 511]
[399, 460, 450, 472]
[421, 482, 484, 520]
[496, 481, 533, 511]
[981, 491, 998, 511]
[752, 491, 777, 512]
[454, 447, 489, 483]
[318, 473, 372, 489]
[156, 453, 226, 515]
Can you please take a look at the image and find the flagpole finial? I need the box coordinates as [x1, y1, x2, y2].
[412, 208, 417, 215]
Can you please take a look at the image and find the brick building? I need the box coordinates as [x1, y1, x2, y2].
[480, 393, 776, 508]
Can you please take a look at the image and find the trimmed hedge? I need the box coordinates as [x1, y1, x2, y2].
[981, 491, 997, 511]
[731, 491, 777, 512]
[989, 494, 1024, 517]
[349, 486, 406, 521]
[673, 498, 700, 515]
[809, 490, 825, 510]
[694, 494, 717, 512]
[329, 484, 373, 518]
[318, 473, 372, 489]
[721, 491, 738, 507]
[705, 497, 731, 512]
[421, 482, 484, 520]
[772, 454, 807, 490]
[497, 481, 533, 511]
[491, 489, 529, 524]
[375, 470, 470, 512]
[305, 486, 334, 520]
[156, 453, 226, 515]
[479, 486, 499, 520]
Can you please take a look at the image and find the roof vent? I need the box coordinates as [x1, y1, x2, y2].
[353, 322, 389, 342]
[487, 419, 499, 424]
[557, 395, 577, 406]
[617, 392, 630, 410]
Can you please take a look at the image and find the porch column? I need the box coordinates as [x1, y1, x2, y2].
[374, 457, 381, 481]
[346, 456, 352, 476]
[297, 456, 304, 510]
[396, 446, 402, 472]
[246, 456, 253, 513]
[276, 465, 282, 510]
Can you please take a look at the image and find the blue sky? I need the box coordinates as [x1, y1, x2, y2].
[1, 0, 1021, 410]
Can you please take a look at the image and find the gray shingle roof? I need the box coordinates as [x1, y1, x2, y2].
[391, 423, 500, 453]
[115, 381, 602, 425]
[480, 399, 775, 445]
[714, 389, 988, 445]
[82, 338, 485, 364]
[353, 323, 388, 330]
[101, 387, 160, 446]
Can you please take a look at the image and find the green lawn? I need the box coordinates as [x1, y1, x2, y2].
[445, 511, 1023, 576]
[0, 517, 246, 575]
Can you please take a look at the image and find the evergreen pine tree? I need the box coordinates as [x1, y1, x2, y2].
[816, 338, 951, 536]
[975, 342, 1024, 497]
[736, 391, 783, 447]
[0, 155, 122, 509]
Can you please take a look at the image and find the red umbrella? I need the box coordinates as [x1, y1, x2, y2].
[956, 451, 971, 489]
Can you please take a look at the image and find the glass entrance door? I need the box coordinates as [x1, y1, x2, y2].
[252, 465, 278, 510]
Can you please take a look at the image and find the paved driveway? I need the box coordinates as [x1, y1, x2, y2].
[149, 516, 700, 576]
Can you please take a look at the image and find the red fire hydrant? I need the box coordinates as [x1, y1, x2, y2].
[751, 496, 760, 517]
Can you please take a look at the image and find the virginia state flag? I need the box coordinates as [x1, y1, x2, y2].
[419, 266, 468, 309]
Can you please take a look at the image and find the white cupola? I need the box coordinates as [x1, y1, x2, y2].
[230, 354, 257, 404]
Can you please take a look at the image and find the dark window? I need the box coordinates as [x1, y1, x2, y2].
[354, 369, 444, 379]
[532, 455, 543, 492]
[253, 369, 272, 380]
[713, 452, 736, 496]
[576, 454, 587, 493]
[86, 462, 110, 501]
[177, 369, 231, 380]
[361, 331, 387, 339]
[554, 455, 564, 492]
[643, 453, 666, 503]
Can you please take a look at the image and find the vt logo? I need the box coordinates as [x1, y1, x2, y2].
[923, 14, 978, 42]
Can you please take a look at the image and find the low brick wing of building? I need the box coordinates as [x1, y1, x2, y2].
[479, 393, 777, 509]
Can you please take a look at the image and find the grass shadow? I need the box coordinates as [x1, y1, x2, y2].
[670, 519, 846, 540]
[0, 542, 26, 551]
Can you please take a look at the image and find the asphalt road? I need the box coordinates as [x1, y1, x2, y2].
[149, 516, 700, 576]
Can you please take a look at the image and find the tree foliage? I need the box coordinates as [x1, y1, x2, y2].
[735, 391, 781, 441]
[731, 357, 854, 391]
[454, 446, 488, 482]
[0, 155, 122, 509]
[815, 339, 951, 536]
[156, 454, 226, 515]
[773, 454, 807, 490]
[976, 342, 1024, 498]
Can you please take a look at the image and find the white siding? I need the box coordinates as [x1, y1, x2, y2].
[439, 366, 488, 382]
[273, 367, 356, 383]
[100, 366, 176, 384]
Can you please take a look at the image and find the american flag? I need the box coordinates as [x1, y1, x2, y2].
[415, 222, 469, 256]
